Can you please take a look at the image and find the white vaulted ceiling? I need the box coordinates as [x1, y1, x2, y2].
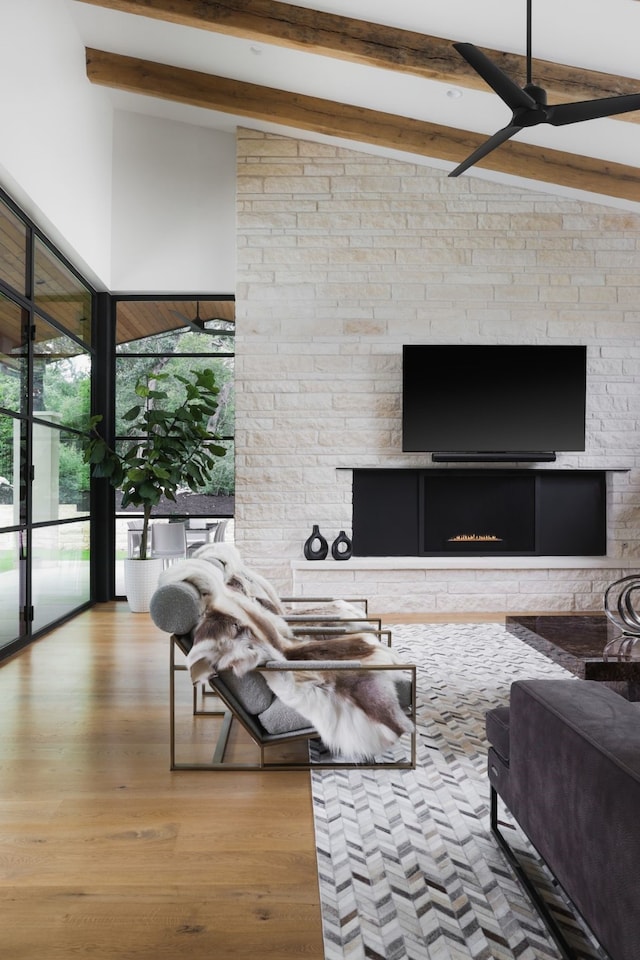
[68, 0, 640, 205]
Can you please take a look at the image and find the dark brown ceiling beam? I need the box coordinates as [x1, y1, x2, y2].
[85, 48, 640, 203]
[76, 0, 640, 112]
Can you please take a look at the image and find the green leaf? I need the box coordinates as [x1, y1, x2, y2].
[151, 466, 171, 480]
[88, 443, 107, 464]
[139, 481, 161, 503]
[128, 468, 148, 481]
[93, 459, 115, 478]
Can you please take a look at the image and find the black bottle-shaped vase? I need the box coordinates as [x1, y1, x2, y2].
[331, 530, 353, 561]
[304, 525, 328, 560]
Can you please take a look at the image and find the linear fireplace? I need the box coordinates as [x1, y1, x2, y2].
[352, 469, 607, 557]
[422, 473, 535, 554]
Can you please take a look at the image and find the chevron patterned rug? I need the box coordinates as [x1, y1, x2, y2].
[311, 622, 604, 960]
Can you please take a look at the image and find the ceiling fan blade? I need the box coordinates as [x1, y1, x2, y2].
[453, 43, 537, 111]
[168, 309, 234, 336]
[449, 124, 523, 177]
[547, 93, 640, 126]
[169, 308, 205, 333]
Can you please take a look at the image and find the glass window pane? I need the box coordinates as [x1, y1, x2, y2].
[32, 424, 90, 522]
[114, 515, 233, 597]
[205, 439, 234, 504]
[59, 429, 91, 517]
[32, 313, 91, 428]
[34, 237, 92, 345]
[0, 530, 24, 649]
[114, 439, 234, 517]
[32, 521, 90, 632]
[115, 299, 234, 351]
[112, 297, 235, 597]
[0, 198, 27, 295]
[0, 412, 26, 526]
[0, 294, 27, 415]
[115, 355, 234, 437]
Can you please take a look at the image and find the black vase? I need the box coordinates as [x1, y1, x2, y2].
[331, 530, 353, 561]
[304, 524, 328, 560]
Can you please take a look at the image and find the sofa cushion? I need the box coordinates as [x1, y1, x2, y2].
[486, 705, 510, 764]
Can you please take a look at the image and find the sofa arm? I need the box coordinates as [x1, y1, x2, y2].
[508, 679, 640, 960]
[149, 581, 202, 636]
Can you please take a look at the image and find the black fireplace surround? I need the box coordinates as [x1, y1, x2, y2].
[352, 469, 606, 557]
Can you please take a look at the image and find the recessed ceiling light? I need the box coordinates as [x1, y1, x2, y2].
[446, 88, 463, 99]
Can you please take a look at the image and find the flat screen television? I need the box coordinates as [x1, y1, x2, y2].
[402, 344, 586, 459]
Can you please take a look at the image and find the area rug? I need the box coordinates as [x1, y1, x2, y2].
[311, 622, 603, 960]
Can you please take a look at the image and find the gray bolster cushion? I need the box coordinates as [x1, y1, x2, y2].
[149, 581, 202, 636]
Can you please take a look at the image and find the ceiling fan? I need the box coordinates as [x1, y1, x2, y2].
[449, 0, 640, 177]
[170, 301, 235, 336]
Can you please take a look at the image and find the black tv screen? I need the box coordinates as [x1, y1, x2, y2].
[402, 344, 586, 454]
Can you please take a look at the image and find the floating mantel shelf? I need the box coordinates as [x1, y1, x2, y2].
[292, 557, 637, 571]
[335, 466, 631, 472]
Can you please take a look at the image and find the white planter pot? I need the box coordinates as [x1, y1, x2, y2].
[124, 558, 164, 613]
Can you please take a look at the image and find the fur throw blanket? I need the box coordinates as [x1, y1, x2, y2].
[190, 543, 369, 628]
[159, 557, 412, 761]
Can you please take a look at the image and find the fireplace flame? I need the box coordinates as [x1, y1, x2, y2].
[448, 533, 503, 542]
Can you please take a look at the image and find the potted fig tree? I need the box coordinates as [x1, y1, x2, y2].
[83, 366, 227, 611]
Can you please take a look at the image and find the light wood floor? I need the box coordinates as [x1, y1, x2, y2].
[0, 603, 509, 960]
[0, 602, 326, 959]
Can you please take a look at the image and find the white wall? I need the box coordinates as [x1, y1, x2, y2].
[0, 0, 113, 286]
[110, 111, 236, 292]
[0, 0, 236, 293]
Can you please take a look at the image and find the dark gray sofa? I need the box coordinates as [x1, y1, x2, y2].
[486, 679, 640, 960]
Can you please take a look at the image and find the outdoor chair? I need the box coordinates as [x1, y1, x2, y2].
[186, 518, 230, 556]
[127, 519, 145, 558]
[150, 521, 188, 567]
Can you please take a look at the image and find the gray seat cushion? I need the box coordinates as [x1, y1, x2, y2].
[217, 669, 274, 715]
[258, 699, 316, 735]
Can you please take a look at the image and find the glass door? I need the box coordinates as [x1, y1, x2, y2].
[0, 294, 27, 650]
[0, 190, 95, 659]
[30, 312, 92, 632]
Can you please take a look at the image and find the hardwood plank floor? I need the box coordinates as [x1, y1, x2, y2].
[0, 602, 324, 960]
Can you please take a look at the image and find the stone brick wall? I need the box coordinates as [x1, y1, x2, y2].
[235, 128, 640, 613]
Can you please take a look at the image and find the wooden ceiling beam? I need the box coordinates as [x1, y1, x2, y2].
[77, 0, 640, 112]
[86, 48, 640, 203]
